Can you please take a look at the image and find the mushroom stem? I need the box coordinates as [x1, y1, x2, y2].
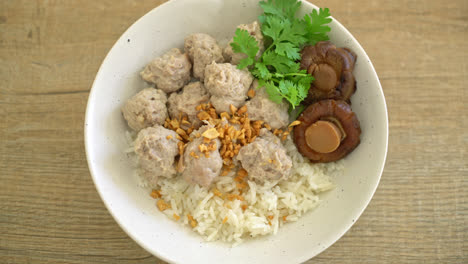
[308, 63, 338, 92]
[321, 116, 347, 141]
[304, 120, 342, 153]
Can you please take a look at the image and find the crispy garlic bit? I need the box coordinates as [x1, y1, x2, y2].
[247, 89, 256, 98]
[157, 199, 171, 211]
[202, 128, 220, 139]
[190, 103, 278, 169]
[164, 101, 291, 173]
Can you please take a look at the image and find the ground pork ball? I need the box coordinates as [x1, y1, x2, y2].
[184, 33, 224, 80]
[245, 80, 289, 130]
[140, 48, 192, 93]
[167, 81, 210, 128]
[121, 88, 168, 131]
[236, 129, 292, 183]
[134, 125, 180, 185]
[181, 126, 222, 187]
[204, 62, 253, 113]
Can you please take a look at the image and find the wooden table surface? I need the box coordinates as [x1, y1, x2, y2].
[1, 0, 466, 263]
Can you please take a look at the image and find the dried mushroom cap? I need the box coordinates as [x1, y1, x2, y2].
[293, 99, 361, 163]
[300, 41, 357, 104]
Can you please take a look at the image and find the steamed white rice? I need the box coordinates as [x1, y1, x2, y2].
[125, 131, 343, 245]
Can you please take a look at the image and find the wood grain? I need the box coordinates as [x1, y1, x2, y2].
[1, 0, 466, 263]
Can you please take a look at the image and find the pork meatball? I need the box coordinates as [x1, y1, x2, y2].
[204, 62, 253, 113]
[134, 126, 180, 185]
[245, 80, 289, 129]
[184, 33, 224, 80]
[224, 21, 264, 65]
[181, 126, 222, 187]
[236, 129, 292, 183]
[121, 88, 168, 131]
[167, 81, 210, 128]
[140, 48, 192, 93]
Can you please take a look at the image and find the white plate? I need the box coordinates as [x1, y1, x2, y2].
[85, 0, 388, 263]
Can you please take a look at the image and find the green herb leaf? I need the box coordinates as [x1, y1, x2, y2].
[263, 80, 284, 104]
[253, 62, 272, 80]
[277, 19, 307, 46]
[230, 28, 259, 69]
[262, 51, 299, 74]
[261, 16, 285, 40]
[259, 0, 302, 21]
[275, 42, 301, 60]
[229, 0, 332, 112]
[275, 79, 311, 109]
[303, 8, 332, 44]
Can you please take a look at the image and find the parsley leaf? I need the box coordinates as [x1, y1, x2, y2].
[259, 0, 301, 22]
[261, 80, 284, 104]
[262, 51, 299, 74]
[253, 62, 272, 80]
[277, 19, 307, 47]
[261, 16, 285, 40]
[275, 42, 301, 60]
[304, 8, 332, 44]
[230, 28, 259, 69]
[273, 78, 311, 109]
[230, 0, 332, 110]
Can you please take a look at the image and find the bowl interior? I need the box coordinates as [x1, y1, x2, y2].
[85, 0, 388, 263]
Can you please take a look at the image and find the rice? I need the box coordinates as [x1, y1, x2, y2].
[127, 134, 343, 244]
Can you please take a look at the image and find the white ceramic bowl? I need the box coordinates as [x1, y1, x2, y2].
[85, 0, 388, 263]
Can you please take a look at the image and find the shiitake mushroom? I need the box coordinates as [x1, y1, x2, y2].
[300, 41, 357, 104]
[293, 99, 361, 163]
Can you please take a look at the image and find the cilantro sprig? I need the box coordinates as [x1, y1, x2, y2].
[230, 28, 260, 69]
[230, 0, 332, 110]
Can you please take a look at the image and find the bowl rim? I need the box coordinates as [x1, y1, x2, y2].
[84, 0, 389, 263]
